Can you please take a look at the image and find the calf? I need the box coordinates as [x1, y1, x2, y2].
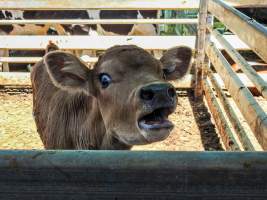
[31, 44, 192, 150]
[0, 10, 67, 35]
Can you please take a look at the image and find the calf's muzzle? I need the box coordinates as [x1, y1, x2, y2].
[139, 82, 177, 108]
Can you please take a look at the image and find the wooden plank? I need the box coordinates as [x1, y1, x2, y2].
[0, 0, 265, 10]
[169, 74, 194, 88]
[0, 72, 30, 85]
[206, 41, 267, 150]
[0, 57, 41, 63]
[0, 0, 200, 10]
[3, 71, 266, 88]
[0, 151, 267, 199]
[3, 55, 263, 66]
[0, 56, 98, 63]
[0, 18, 198, 25]
[214, 73, 267, 91]
[212, 34, 249, 50]
[0, 36, 197, 50]
[203, 78, 242, 150]
[0, 35, 249, 50]
[224, 0, 267, 8]
[209, 27, 267, 99]
[208, 0, 267, 63]
[207, 69, 262, 151]
[0, 72, 194, 88]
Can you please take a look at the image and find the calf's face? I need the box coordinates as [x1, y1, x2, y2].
[44, 45, 192, 146]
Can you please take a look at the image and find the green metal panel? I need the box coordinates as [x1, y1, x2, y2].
[162, 10, 198, 35]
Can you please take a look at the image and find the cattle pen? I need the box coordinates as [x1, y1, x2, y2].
[0, 0, 267, 199]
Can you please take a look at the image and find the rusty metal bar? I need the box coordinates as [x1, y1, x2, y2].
[203, 78, 242, 151]
[206, 68, 262, 151]
[206, 41, 267, 150]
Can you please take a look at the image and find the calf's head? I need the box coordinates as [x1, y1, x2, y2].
[44, 45, 192, 146]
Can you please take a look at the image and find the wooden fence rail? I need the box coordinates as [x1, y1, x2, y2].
[208, 26, 267, 100]
[206, 69, 262, 151]
[0, 0, 266, 10]
[0, 18, 198, 25]
[206, 41, 267, 150]
[0, 0, 201, 10]
[0, 35, 249, 50]
[208, 0, 267, 64]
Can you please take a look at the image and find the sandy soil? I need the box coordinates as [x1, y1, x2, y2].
[0, 89, 223, 151]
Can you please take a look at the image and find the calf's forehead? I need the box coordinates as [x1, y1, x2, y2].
[95, 46, 161, 74]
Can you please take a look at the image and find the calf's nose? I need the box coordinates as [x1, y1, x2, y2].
[139, 83, 176, 103]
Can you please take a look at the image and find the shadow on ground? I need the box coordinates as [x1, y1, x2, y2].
[180, 89, 224, 150]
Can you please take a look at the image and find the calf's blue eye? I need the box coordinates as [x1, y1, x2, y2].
[99, 73, 112, 89]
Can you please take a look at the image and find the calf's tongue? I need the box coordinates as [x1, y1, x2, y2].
[139, 119, 173, 130]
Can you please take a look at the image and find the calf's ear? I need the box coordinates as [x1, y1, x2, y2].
[160, 46, 192, 80]
[45, 41, 59, 53]
[44, 51, 94, 95]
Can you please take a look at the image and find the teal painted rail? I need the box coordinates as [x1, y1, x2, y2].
[0, 151, 266, 199]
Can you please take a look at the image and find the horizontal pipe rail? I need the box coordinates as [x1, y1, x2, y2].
[0, 18, 198, 25]
[0, 151, 267, 199]
[208, 0, 267, 63]
[208, 26, 267, 100]
[206, 41, 267, 150]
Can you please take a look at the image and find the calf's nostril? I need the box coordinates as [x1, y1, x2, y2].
[140, 89, 154, 101]
[167, 87, 176, 98]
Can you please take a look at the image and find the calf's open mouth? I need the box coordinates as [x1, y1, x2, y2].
[138, 107, 174, 131]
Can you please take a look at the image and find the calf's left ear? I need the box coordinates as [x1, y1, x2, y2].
[44, 51, 94, 96]
[160, 46, 192, 80]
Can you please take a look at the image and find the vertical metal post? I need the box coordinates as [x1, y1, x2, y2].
[194, 0, 208, 99]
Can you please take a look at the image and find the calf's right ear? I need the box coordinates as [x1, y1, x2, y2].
[160, 46, 192, 80]
[44, 51, 94, 96]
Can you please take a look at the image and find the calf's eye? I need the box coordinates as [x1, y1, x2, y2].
[99, 73, 112, 89]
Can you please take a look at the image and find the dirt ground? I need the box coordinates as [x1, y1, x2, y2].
[0, 89, 223, 151]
